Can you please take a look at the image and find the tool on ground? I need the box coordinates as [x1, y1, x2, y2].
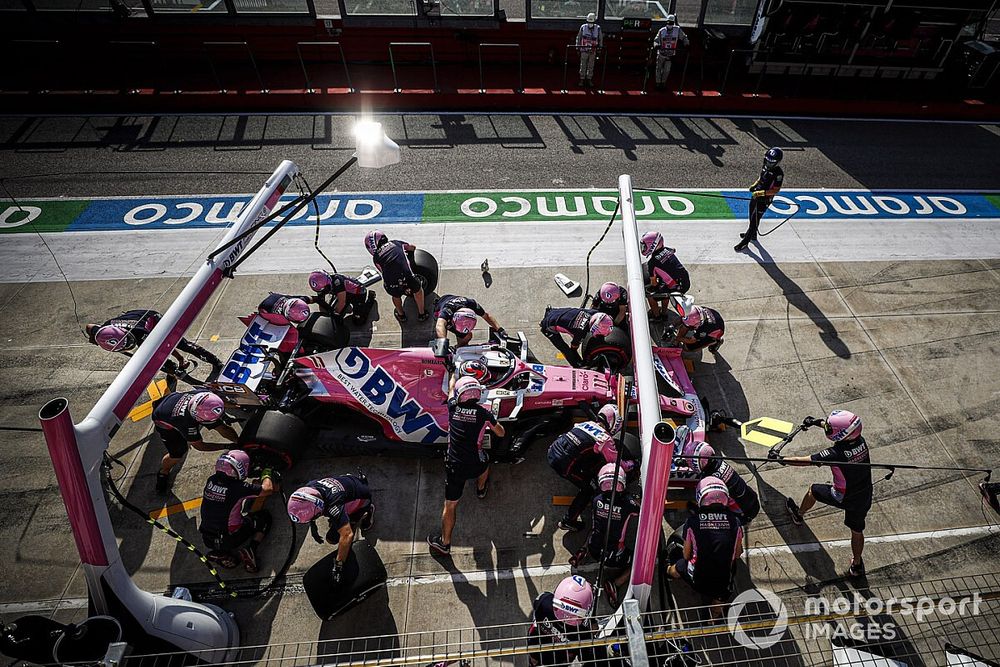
[554, 273, 581, 296]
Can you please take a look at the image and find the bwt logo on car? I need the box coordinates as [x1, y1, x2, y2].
[333, 348, 448, 444]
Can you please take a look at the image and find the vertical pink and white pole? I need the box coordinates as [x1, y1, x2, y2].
[37, 161, 300, 659]
[618, 173, 678, 611]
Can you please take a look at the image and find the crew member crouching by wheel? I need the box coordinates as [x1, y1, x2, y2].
[287, 474, 375, 584]
[152, 389, 238, 493]
[592, 282, 629, 326]
[257, 293, 312, 327]
[434, 294, 503, 347]
[548, 404, 630, 532]
[681, 441, 760, 525]
[307, 270, 376, 325]
[676, 305, 725, 354]
[570, 463, 640, 605]
[527, 575, 596, 666]
[539, 308, 613, 368]
[667, 476, 743, 618]
[199, 450, 278, 573]
[639, 231, 690, 321]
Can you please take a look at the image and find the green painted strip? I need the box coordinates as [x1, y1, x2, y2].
[422, 190, 735, 223]
[0, 199, 91, 234]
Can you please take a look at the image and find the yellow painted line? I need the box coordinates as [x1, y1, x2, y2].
[127, 379, 170, 422]
[553, 495, 574, 506]
[149, 497, 202, 520]
[210, 334, 220, 342]
[555, 352, 566, 360]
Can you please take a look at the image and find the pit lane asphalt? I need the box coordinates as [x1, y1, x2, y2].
[1, 114, 999, 662]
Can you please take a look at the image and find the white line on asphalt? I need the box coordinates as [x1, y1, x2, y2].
[3, 525, 994, 613]
[746, 524, 998, 557]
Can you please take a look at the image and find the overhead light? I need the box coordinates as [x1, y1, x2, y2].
[354, 121, 400, 169]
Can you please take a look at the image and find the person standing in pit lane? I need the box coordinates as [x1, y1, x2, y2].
[781, 410, 872, 578]
[434, 294, 504, 348]
[576, 13, 603, 88]
[527, 575, 597, 666]
[151, 388, 238, 493]
[199, 450, 279, 573]
[286, 473, 375, 583]
[539, 307, 613, 368]
[365, 230, 429, 324]
[639, 232, 690, 321]
[651, 14, 689, 91]
[307, 270, 376, 325]
[548, 404, 630, 532]
[667, 476, 744, 618]
[735, 147, 784, 252]
[681, 440, 760, 525]
[427, 376, 505, 556]
[85, 308, 224, 379]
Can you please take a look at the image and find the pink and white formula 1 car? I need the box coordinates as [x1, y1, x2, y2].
[214, 312, 703, 485]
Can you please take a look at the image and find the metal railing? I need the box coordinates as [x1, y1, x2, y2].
[388, 41, 439, 93]
[296, 40, 354, 93]
[561, 43, 608, 92]
[203, 41, 267, 94]
[102, 572, 1000, 666]
[477, 42, 522, 93]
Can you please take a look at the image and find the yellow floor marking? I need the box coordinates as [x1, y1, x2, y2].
[555, 353, 566, 360]
[210, 334, 220, 342]
[149, 497, 202, 520]
[127, 379, 170, 422]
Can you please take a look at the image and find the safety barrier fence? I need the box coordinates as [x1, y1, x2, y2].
[47, 571, 1000, 667]
[0, 36, 976, 105]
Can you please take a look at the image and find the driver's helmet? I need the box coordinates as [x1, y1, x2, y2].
[215, 450, 250, 481]
[189, 391, 225, 425]
[308, 270, 332, 293]
[95, 325, 134, 352]
[364, 230, 388, 255]
[682, 305, 705, 328]
[589, 312, 614, 337]
[640, 231, 664, 257]
[682, 440, 714, 475]
[825, 410, 862, 442]
[552, 575, 594, 626]
[696, 475, 730, 507]
[459, 359, 488, 382]
[598, 404, 623, 436]
[764, 146, 783, 170]
[452, 308, 478, 335]
[598, 282, 623, 305]
[598, 462, 627, 493]
[287, 486, 324, 523]
[281, 297, 311, 324]
[455, 376, 483, 404]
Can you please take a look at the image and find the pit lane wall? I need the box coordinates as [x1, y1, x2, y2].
[3, 189, 999, 233]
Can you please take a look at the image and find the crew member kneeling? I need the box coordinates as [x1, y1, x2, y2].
[287, 474, 375, 584]
[527, 575, 596, 666]
[539, 307, 613, 368]
[676, 305, 724, 354]
[667, 476, 743, 617]
[682, 440, 760, 525]
[199, 450, 278, 573]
